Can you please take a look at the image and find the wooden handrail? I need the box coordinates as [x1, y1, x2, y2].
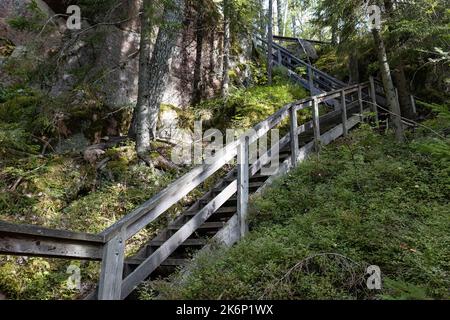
[0, 221, 104, 260]
[273, 35, 332, 45]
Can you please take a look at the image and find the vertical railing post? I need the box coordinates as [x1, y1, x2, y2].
[358, 84, 364, 122]
[312, 98, 321, 152]
[290, 105, 299, 166]
[98, 228, 126, 300]
[237, 136, 250, 238]
[369, 76, 379, 123]
[341, 90, 348, 137]
[277, 49, 282, 65]
[308, 66, 314, 95]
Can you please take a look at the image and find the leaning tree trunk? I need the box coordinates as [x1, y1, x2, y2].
[132, 0, 153, 159]
[147, 0, 185, 140]
[221, 0, 231, 98]
[267, 0, 273, 85]
[372, 28, 404, 142]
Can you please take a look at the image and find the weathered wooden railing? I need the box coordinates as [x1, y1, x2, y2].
[0, 80, 380, 300]
[256, 36, 347, 93]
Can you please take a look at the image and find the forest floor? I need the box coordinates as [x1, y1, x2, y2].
[142, 119, 450, 300]
[0, 75, 308, 299]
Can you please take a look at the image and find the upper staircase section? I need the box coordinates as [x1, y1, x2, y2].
[255, 36, 347, 95]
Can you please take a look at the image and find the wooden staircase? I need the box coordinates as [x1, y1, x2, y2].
[0, 39, 393, 300]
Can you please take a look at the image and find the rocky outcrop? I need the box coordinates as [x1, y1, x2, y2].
[0, 0, 252, 145]
[48, 0, 225, 109]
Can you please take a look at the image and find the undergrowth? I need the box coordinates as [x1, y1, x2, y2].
[143, 109, 450, 300]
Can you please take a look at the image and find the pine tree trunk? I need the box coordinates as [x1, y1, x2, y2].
[372, 28, 404, 142]
[267, 0, 273, 85]
[221, 0, 230, 98]
[282, 0, 289, 36]
[146, 0, 184, 140]
[259, 0, 266, 37]
[276, 0, 283, 36]
[349, 52, 359, 84]
[193, 6, 205, 105]
[393, 64, 416, 120]
[133, 0, 153, 159]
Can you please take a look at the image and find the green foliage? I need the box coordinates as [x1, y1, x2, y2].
[7, 0, 46, 31]
[196, 75, 308, 130]
[146, 126, 450, 300]
[0, 87, 48, 156]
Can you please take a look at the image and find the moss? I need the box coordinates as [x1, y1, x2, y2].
[196, 74, 308, 131]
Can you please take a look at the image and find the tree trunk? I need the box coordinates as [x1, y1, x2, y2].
[259, 0, 266, 37]
[348, 52, 359, 84]
[146, 0, 184, 141]
[372, 28, 404, 142]
[282, 0, 289, 36]
[267, 0, 273, 85]
[276, 0, 283, 36]
[221, 0, 231, 98]
[331, 26, 338, 45]
[392, 64, 415, 120]
[133, 0, 153, 159]
[208, 33, 216, 88]
[192, 6, 205, 105]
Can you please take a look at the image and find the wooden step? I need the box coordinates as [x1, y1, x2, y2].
[168, 221, 226, 231]
[149, 238, 207, 247]
[212, 181, 264, 194]
[184, 206, 237, 217]
[125, 258, 188, 267]
[250, 173, 271, 181]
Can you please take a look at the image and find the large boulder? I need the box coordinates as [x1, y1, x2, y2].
[0, 0, 65, 47]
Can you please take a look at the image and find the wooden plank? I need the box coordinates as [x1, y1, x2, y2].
[97, 228, 126, 300]
[0, 221, 104, 243]
[237, 136, 250, 238]
[290, 105, 299, 167]
[0, 233, 103, 260]
[358, 84, 364, 122]
[120, 181, 238, 299]
[212, 214, 240, 247]
[341, 90, 348, 137]
[308, 66, 314, 94]
[312, 98, 321, 152]
[273, 34, 332, 45]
